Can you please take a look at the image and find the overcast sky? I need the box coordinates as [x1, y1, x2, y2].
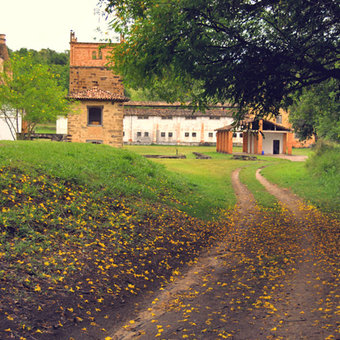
[0, 0, 119, 52]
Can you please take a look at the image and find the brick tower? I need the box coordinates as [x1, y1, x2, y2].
[67, 31, 128, 146]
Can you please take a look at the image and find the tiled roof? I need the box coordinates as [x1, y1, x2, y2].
[68, 88, 129, 102]
[216, 118, 291, 132]
[124, 102, 236, 117]
[126, 101, 235, 108]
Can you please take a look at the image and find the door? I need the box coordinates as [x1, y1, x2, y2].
[273, 140, 280, 154]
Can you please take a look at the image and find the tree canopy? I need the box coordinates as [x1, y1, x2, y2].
[102, 0, 340, 120]
[289, 79, 340, 142]
[10, 48, 70, 91]
[0, 53, 71, 136]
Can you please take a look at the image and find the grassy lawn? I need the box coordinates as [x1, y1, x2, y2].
[292, 147, 313, 156]
[34, 122, 56, 134]
[126, 144, 283, 212]
[0, 141, 338, 339]
[261, 151, 340, 213]
[125, 144, 243, 159]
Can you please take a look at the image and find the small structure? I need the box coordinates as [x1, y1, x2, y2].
[216, 118, 293, 155]
[67, 31, 129, 146]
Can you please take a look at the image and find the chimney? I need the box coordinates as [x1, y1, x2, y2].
[70, 30, 77, 43]
[0, 34, 9, 62]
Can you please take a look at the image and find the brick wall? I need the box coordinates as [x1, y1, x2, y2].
[69, 38, 124, 95]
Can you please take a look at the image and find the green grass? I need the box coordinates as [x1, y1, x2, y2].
[292, 147, 313, 156]
[0, 141, 241, 220]
[34, 122, 56, 134]
[239, 164, 278, 207]
[125, 144, 243, 159]
[261, 149, 340, 212]
[154, 159, 241, 218]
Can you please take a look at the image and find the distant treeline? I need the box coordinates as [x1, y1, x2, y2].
[9, 48, 70, 92]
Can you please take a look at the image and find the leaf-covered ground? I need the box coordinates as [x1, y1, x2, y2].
[0, 163, 339, 340]
[0, 166, 231, 340]
[108, 169, 339, 340]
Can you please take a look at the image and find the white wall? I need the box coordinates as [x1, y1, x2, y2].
[56, 116, 68, 134]
[262, 132, 284, 154]
[0, 111, 22, 140]
[123, 115, 235, 145]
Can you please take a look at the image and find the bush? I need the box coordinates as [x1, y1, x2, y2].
[307, 141, 340, 178]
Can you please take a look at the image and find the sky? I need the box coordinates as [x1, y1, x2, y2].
[0, 0, 119, 52]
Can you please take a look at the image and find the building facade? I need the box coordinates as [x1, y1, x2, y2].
[67, 31, 128, 147]
[216, 118, 293, 155]
[123, 102, 241, 145]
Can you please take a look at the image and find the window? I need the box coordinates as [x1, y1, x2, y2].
[276, 115, 282, 124]
[98, 50, 103, 59]
[123, 131, 125, 136]
[233, 132, 237, 138]
[161, 132, 166, 137]
[185, 132, 189, 137]
[92, 51, 97, 60]
[209, 116, 220, 120]
[144, 132, 149, 137]
[162, 116, 173, 120]
[86, 140, 103, 144]
[185, 116, 197, 120]
[168, 132, 173, 138]
[209, 132, 213, 138]
[138, 116, 149, 119]
[137, 132, 142, 137]
[239, 133, 243, 138]
[88, 106, 102, 125]
[192, 132, 197, 137]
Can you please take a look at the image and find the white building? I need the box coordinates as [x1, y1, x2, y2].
[56, 101, 244, 146]
[123, 102, 242, 145]
[0, 110, 22, 140]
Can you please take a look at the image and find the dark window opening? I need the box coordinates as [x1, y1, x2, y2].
[92, 51, 97, 60]
[209, 132, 213, 138]
[192, 132, 197, 137]
[185, 132, 189, 137]
[86, 140, 103, 144]
[209, 116, 220, 120]
[185, 116, 197, 120]
[161, 132, 165, 137]
[137, 132, 142, 137]
[144, 132, 149, 137]
[88, 107, 103, 125]
[168, 132, 173, 138]
[233, 132, 237, 137]
[239, 133, 243, 138]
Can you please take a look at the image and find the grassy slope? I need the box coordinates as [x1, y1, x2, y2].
[0, 141, 236, 339]
[261, 147, 340, 212]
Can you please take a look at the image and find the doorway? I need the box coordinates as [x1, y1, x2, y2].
[273, 140, 280, 154]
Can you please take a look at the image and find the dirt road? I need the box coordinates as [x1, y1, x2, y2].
[107, 168, 339, 340]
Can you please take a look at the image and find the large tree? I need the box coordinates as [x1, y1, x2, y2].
[289, 79, 340, 142]
[0, 53, 71, 137]
[102, 0, 339, 120]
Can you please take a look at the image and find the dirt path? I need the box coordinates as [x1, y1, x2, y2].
[106, 168, 339, 340]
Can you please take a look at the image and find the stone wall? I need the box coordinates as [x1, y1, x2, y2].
[68, 100, 124, 147]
